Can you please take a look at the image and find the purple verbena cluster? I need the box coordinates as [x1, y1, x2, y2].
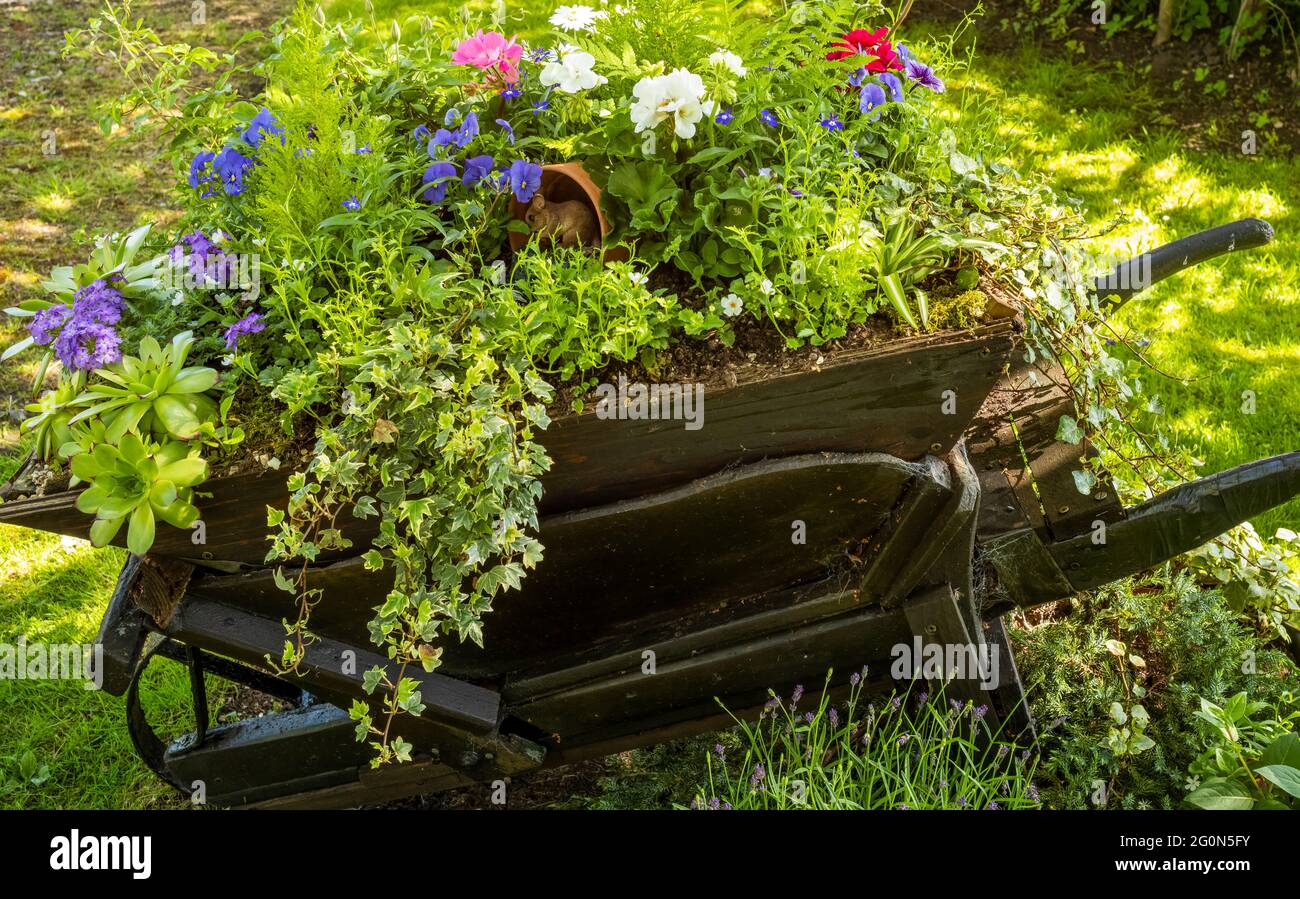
[29, 277, 126, 371]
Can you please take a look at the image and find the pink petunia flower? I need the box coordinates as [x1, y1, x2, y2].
[451, 31, 524, 84]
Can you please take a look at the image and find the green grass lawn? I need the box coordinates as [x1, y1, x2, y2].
[0, 1, 1295, 809]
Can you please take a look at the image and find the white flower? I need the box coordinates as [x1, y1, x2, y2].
[629, 270, 648, 286]
[759, 278, 774, 296]
[708, 48, 746, 77]
[170, 291, 185, 306]
[721, 293, 743, 317]
[550, 5, 607, 31]
[540, 50, 607, 94]
[220, 354, 234, 368]
[630, 68, 708, 139]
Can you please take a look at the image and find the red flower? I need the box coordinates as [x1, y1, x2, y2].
[826, 26, 905, 73]
[826, 27, 889, 61]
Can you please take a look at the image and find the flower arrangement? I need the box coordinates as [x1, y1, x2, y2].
[14, 0, 1112, 761]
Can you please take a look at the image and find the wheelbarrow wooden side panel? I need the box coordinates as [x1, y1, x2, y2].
[0, 321, 1016, 566]
[180, 452, 954, 680]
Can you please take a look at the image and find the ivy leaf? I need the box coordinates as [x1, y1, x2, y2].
[1071, 469, 1098, 495]
[1055, 414, 1083, 444]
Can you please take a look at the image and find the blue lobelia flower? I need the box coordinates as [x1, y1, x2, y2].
[532, 98, 550, 116]
[342, 195, 361, 211]
[528, 47, 552, 63]
[462, 155, 496, 187]
[212, 146, 254, 196]
[859, 82, 888, 120]
[422, 161, 458, 203]
[507, 159, 542, 203]
[715, 106, 734, 125]
[495, 118, 515, 144]
[760, 108, 780, 127]
[818, 112, 845, 131]
[240, 107, 284, 150]
[501, 86, 522, 101]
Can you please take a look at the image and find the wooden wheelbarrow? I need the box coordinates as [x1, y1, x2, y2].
[1, 218, 1292, 807]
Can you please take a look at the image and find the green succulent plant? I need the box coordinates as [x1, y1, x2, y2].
[70, 432, 208, 554]
[22, 372, 86, 461]
[69, 331, 219, 442]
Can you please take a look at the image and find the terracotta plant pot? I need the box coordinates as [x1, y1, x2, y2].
[508, 162, 629, 263]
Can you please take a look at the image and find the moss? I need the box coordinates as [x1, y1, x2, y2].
[928, 288, 988, 331]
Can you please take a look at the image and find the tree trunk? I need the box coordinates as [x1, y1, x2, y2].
[1155, 0, 1177, 47]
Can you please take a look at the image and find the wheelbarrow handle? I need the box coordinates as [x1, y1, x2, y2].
[1094, 217, 1274, 305]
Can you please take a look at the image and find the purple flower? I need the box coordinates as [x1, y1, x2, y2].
[750, 763, 765, 789]
[223, 311, 266, 350]
[355, 144, 372, 154]
[879, 72, 904, 103]
[986, 801, 1001, 810]
[1028, 784, 1041, 803]
[495, 118, 515, 144]
[897, 733, 910, 745]
[429, 129, 455, 153]
[818, 112, 844, 131]
[791, 684, 805, 705]
[531, 98, 550, 116]
[501, 86, 522, 101]
[44, 280, 126, 370]
[828, 708, 839, 727]
[506, 159, 542, 203]
[187, 150, 217, 198]
[462, 154, 495, 187]
[212, 146, 254, 196]
[413, 124, 431, 142]
[443, 108, 460, 127]
[240, 107, 284, 149]
[715, 106, 734, 125]
[422, 161, 458, 203]
[454, 111, 479, 147]
[28, 305, 70, 345]
[342, 195, 361, 211]
[713, 743, 725, 758]
[707, 796, 721, 810]
[847, 66, 868, 88]
[859, 82, 887, 119]
[528, 47, 552, 63]
[760, 108, 779, 127]
[849, 672, 861, 686]
[170, 231, 234, 284]
[904, 59, 945, 93]
[974, 704, 988, 720]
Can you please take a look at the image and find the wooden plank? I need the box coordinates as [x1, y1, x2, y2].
[183, 453, 944, 680]
[0, 323, 1014, 565]
[507, 591, 913, 744]
[163, 598, 502, 736]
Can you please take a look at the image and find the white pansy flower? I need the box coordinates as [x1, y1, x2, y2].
[708, 48, 746, 77]
[630, 68, 708, 139]
[721, 293, 743, 317]
[550, 5, 607, 31]
[540, 50, 607, 94]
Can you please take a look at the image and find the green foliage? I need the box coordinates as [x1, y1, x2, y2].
[1185, 691, 1300, 809]
[21, 372, 85, 461]
[1011, 576, 1297, 809]
[69, 432, 207, 554]
[691, 674, 1040, 810]
[69, 332, 219, 442]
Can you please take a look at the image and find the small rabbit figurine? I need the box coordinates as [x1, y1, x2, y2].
[524, 193, 600, 250]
